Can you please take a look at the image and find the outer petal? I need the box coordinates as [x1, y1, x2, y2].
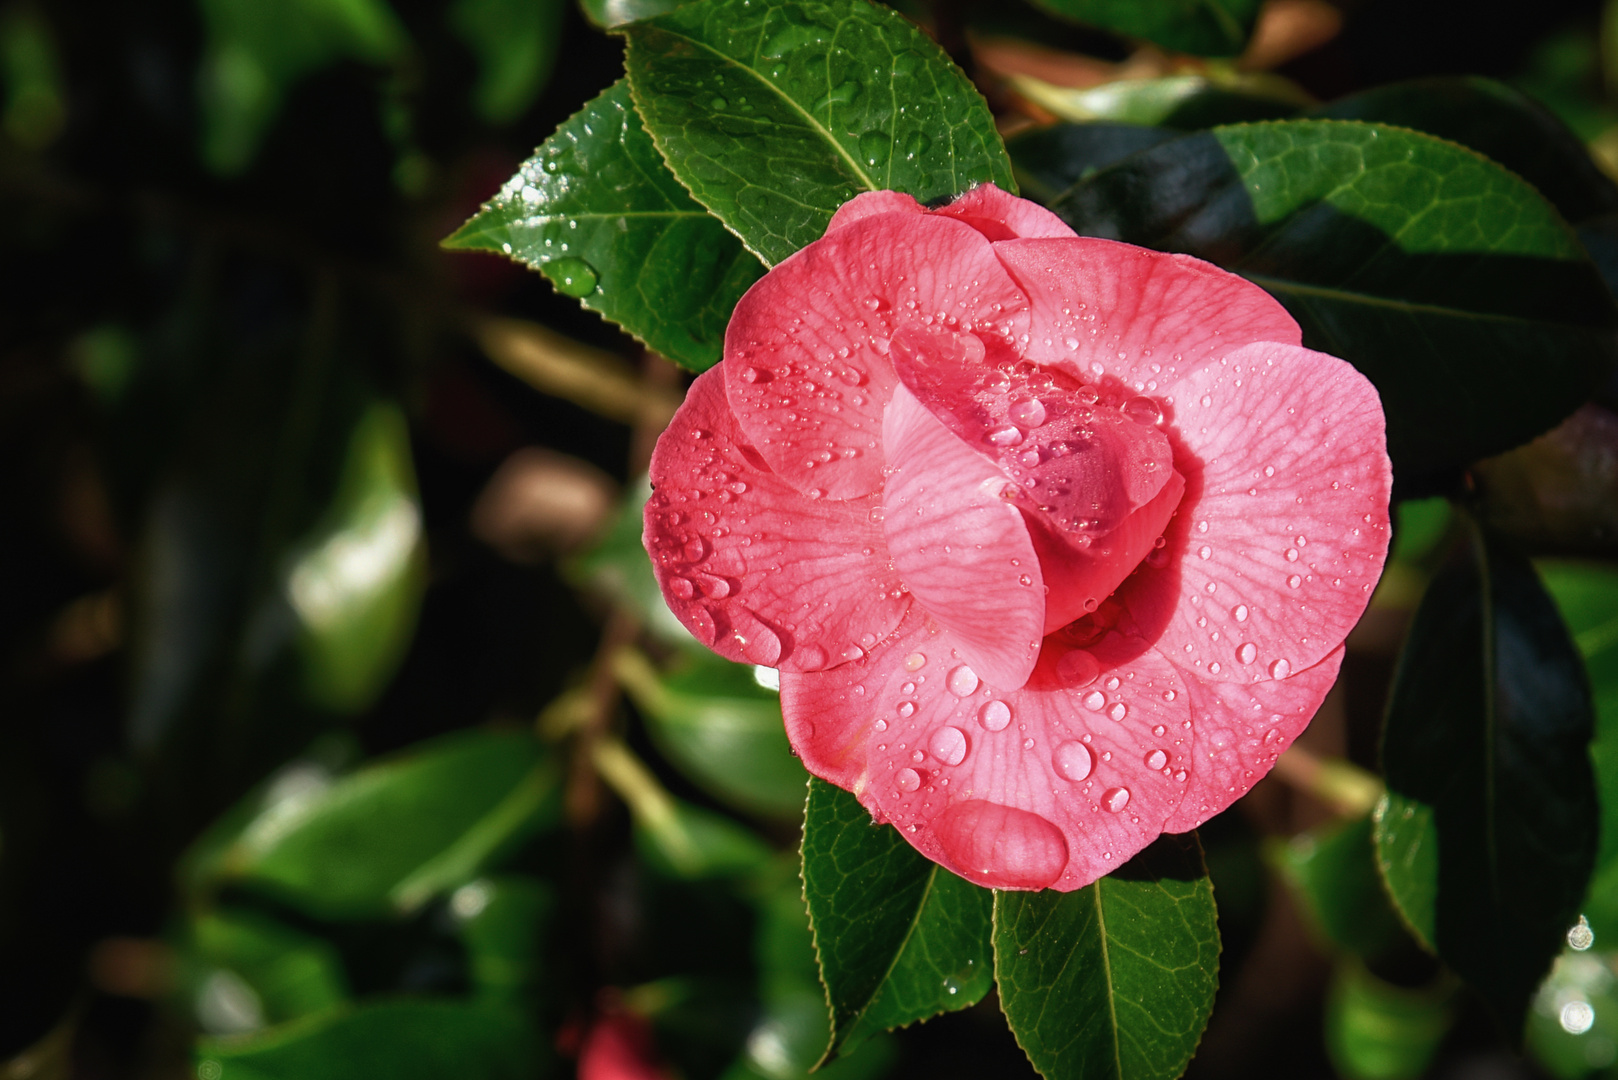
[1163, 648, 1345, 833]
[781, 608, 1197, 892]
[882, 383, 1044, 690]
[991, 238, 1301, 392]
[1119, 341, 1392, 685]
[644, 367, 909, 671]
[934, 183, 1078, 241]
[723, 213, 1029, 500]
[825, 190, 923, 233]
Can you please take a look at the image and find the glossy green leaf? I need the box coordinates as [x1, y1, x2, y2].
[448, 876, 556, 1004]
[566, 475, 694, 645]
[1272, 814, 1409, 959]
[618, 648, 807, 817]
[1008, 124, 1177, 207]
[621, 0, 1014, 266]
[195, 1000, 535, 1080]
[1010, 73, 1304, 128]
[994, 833, 1219, 1080]
[183, 908, 349, 1032]
[1375, 521, 1598, 1030]
[212, 730, 561, 919]
[1526, 948, 1618, 1078]
[1020, 0, 1261, 57]
[450, 0, 564, 124]
[1324, 958, 1456, 1080]
[195, 0, 407, 173]
[284, 401, 425, 715]
[801, 779, 993, 1063]
[1055, 120, 1618, 481]
[445, 81, 762, 372]
[1314, 77, 1618, 225]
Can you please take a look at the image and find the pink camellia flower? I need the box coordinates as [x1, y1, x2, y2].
[643, 184, 1391, 891]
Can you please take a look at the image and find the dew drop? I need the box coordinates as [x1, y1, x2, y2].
[1269, 658, 1292, 679]
[1162, 689, 1176, 702]
[1152, 724, 1167, 737]
[930, 726, 968, 766]
[979, 699, 1012, 731]
[1285, 548, 1299, 562]
[896, 768, 921, 793]
[985, 424, 1024, 447]
[1198, 545, 1212, 560]
[904, 652, 927, 671]
[1083, 690, 1106, 712]
[873, 718, 887, 732]
[1237, 642, 1257, 665]
[669, 576, 695, 599]
[896, 700, 917, 718]
[1053, 741, 1093, 781]
[1009, 398, 1047, 427]
[1145, 749, 1168, 770]
[1233, 604, 1249, 622]
[1056, 649, 1100, 687]
[947, 665, 980, 697]
[1102, 787, 1131, 812]
[1122, 396, 1162, 425]
[1208, 662, 1221, 674]
[1287, 574, 1302, 589]
[1108, 702, 1128, 722]
[543, 257, 598, 297]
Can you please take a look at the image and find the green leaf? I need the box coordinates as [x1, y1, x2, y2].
[448, 876, 556, 1004]
[195, 1000, 537, 1080]
[450, 0, 565, 125]
[284, 401, 426, 715]
[1324, 958, 1456, 1080]
[1009, 73, 1305, 128]
[445, 80, 762, 372]
[1313, 77, 1618, 225]
[1008, 124, 1178, 207]
[621, 0, 1014, 266]
[1020, 0, 1261, 57]
[1054, 120, 1618, 482]
[182, 908, 349, 1031]
[993, 833, 1219, 1080]
[801, 779, 993, 1063]
[1526, 947, 1618, 1079]
[617, 648, 808, 817]
[635, 796, 775, 880]
[211, 730, 561, 919]
[1375, 520, 1598, 1030]
[1271, 814, 1409, 959]
[195, 0, 407, 173]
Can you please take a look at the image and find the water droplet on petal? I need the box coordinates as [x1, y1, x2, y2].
[1198, 546, 1212, 560]
[896, 700, 917, 718]
[669, 576, 695, 599]
[986, 424, 1024, 447]
[932, 801, 1068, 890]
[896, 768, 921, 793]
[1269, 658, 1292, 679]
[1102, 787, 1131, 812]
[947, 665, 980, 696]
[1287, 575, 1302, 589]
[1108, 702, 1128, 722]
[1056, 649, 1100, 687]
[1122, 396, 1162, 425]
[931, 726, 968, 766]
[1083, 690, 1106, 712]
[1152, 724, 1166, 736]
[1237, 642, 1257, 664]
[1009, 398, 1047, 427]
[1053, 741, 1093, 781]
[979, 699, 1011, 731]
[1233, 604, 1249, 622]
[905, 652, 927, 671]
[1145, 749, 1167, 770]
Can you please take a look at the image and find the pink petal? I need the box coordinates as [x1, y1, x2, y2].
[1118, 341, 1391, 685]
[1163, 647, 1345, 833]
[882, 383, 1044, 689]
[781, 607, 1198, 891]
[990, 238, 1301, 393]
[723, 213, 1029, 500]
[644, 368, 909, 671]
[935, 183, 1078, 241]
[825, 190, 923, 233]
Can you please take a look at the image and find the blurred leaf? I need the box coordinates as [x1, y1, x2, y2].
[448, 876, 555, 1004]
[566, 475, 693, 645]
[1324, 958, 1456, 1080]
[1272, 814, 1409, 959]
[994, 833, 1219, 1080]
[621, 0, 1014, 266]
[1008, 123, 1177, 206]
[445, 81, 762, 372]
[1392, 498, 1454, 565]
[449, 0, 564, 125]
[1020, 0, 1260, 57]
[195, 0, 408, 173]
[1010, 73, 1305, 128]
[284, 401, 425, 715]
[181, 909, 349, 1033]
[0, 6, 65, 149]
[1526, 949, 1618, 1078]
[616, 648, 807, 818]
[1313, 77, 1618, 225]
[195, 999, 537, 1080]
[68, 325, 141, 406]
[209, 730, 560, 919]
[801, 779, 992, 1063]
[1375, 521, 1598, 1031]
[1055, 120, 1618, 483]
[580, 0, 684, 29]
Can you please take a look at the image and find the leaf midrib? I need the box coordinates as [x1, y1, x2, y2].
[837, 864, 940, 1047]
[1094, 880, 1123, 1079]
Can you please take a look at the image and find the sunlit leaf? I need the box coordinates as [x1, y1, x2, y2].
[1324, 958, 1456, 1080]
[1376, 520, 1598, 1030]
[994, 833, 1219, 1080]
[621, 0, 1014, 265]
[1056, 120, 1618, 482]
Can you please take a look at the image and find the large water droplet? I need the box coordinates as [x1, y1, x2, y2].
[904, 652, 927, 671]
[1083, 690, 1106, 712]
[1101, 787, 1131, 812]
[931, 726, 968, 766]
[1056, 649, 1100, 687]
[1053, 741, 1093, 781]
[896, 700, 916, 718]
[1233, 604, 1249, 623]
[985, 424, 1024, 447]
[669, 576, 695, 600]
[932, 801, 1068, 890]
[903, 129, 932, 160]
[896, 768, 921, 793]
[857, 130, 890, 169]
[1287, 574, 1302, 589]
[1108, 702, 1128, 722]
[979, 699, 1011, 731]
[1269, 658, 1291, 679]
[813, 79, 862, 112]
[543, 257, 598, 298]
[1145, 749, 1168, 770]
[1122, 396, 1162, 425]
[1009, 398, 1047, 427]
[737, 623, 781, 666]
[1236, 642, 1257, 665]
[947, 665, 979, 696]
[1198, 545, 1212, 560]
[682, 537, 708, 562]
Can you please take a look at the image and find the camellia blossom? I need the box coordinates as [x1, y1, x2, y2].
[644, 184, 1391, 891]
